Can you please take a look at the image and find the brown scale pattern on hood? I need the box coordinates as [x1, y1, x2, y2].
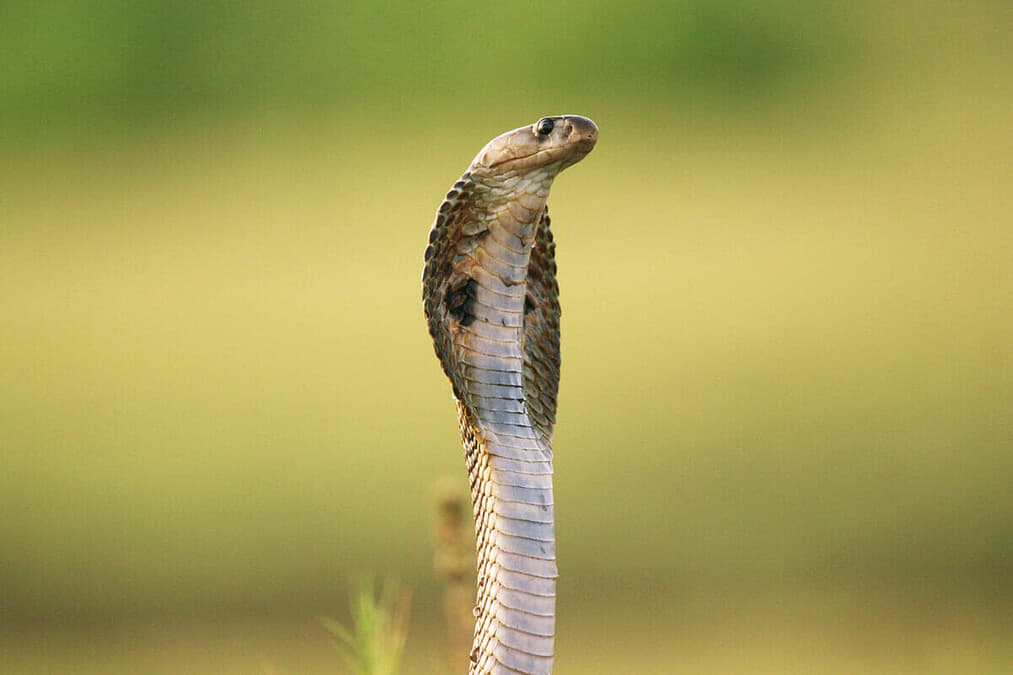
[521, 207, 561, 449]
[422, 174, 480, 403]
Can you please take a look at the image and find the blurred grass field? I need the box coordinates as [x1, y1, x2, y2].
[1, 2, 1011, 673]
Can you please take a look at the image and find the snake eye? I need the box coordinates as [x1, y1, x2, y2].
[536, 118, 554, 136]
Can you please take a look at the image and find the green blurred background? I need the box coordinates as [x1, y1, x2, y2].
[2, 1, 1011, 673]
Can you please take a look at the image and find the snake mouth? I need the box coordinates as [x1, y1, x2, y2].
[488, 138, 595, 170]
[486, 146, 564, 170]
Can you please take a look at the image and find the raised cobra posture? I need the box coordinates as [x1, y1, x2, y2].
[423, 116, 598, 674]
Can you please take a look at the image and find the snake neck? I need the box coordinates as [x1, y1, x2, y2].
[442, 174, 557, 675]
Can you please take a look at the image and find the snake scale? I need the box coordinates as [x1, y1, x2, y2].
[422, 116, 597, 674]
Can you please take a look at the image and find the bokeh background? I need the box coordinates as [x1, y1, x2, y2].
[2, 1, 1011, 673]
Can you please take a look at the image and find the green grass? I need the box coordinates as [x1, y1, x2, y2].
[320, 579, 410, 675]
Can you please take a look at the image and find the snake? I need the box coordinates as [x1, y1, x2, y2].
[422, 115, 598, 675]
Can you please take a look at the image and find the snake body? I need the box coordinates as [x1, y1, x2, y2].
[423, 116, 597, 675]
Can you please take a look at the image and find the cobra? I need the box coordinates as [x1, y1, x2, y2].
[422, 116, 598, 674]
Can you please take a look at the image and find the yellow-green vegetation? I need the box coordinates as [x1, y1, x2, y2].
[1, 2, 1010, 673]
[320, 579, 410, 675]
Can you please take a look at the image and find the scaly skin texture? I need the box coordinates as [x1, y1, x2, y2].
[422, 116, 597, 675]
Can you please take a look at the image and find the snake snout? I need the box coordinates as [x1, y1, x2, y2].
[563, 115, 598, 152]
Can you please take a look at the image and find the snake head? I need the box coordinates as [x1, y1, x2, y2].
[471, 115, 598, 177]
